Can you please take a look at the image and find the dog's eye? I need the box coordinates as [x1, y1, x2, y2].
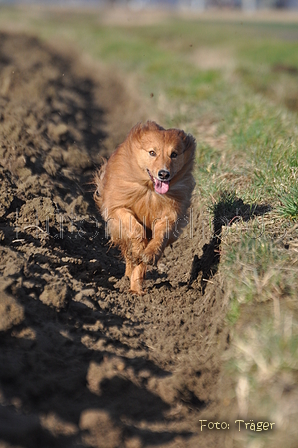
[170, 152, 178, 159]
[149, 150, 156, 157]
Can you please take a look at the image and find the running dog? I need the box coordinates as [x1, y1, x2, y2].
[94, 121, 196, 295]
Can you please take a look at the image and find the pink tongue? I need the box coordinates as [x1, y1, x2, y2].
[154, 179, 169, 194]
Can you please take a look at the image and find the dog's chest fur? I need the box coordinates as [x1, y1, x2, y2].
[129, 187, 176, 227]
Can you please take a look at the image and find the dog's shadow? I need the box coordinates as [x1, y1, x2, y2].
[188, 192, 271, 294]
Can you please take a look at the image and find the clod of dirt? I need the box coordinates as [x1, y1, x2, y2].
[47, 122, 69, 143]
[20, 197, 56, 224]
[0, 291, 24, 331]
[40, 412, 78, 437]
[39, 282, 70, 310]
[79, 409, 122, 448]
[63, 146, 93, 170]
[124, 437, 142, 448]
[147, 375, 179, 405]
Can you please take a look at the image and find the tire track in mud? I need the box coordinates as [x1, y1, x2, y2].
[0, 33, 229, 448]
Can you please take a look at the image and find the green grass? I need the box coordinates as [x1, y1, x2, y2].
[223, 236, 295, 305]
[278, 185, 298, 220]
[1, 7, 298, 445]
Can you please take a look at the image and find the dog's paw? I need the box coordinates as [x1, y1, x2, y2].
[129, 288, 146, 296]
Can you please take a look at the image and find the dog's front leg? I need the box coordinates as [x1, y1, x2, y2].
[107, 208, 147, 294]
[142, 217, 174, 266]
[130, 262, 147, 295]
[107, 208, 145, 243]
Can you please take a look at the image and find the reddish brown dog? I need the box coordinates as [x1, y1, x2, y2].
[94, 121, 196, 295]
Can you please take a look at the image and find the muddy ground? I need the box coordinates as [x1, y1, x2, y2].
[0, 33, 230, 448]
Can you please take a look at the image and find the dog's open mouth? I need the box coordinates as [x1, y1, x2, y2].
[147, 169, 169, 195]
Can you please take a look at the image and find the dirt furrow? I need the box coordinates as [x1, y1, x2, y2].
[0, 33, 228, 448]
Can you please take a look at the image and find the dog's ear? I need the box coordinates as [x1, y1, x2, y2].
[127, 122, 143, 142]
[127, 121, 165, 144]
[176, 130, 196, 153]
[143, 121, 165, 132]
[126, 122, 144, 147]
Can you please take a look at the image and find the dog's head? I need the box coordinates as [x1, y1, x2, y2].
[128, 121, 196, 195]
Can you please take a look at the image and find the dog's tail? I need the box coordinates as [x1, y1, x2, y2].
[93, 158, 107, 210]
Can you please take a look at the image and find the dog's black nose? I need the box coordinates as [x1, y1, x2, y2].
[158, 170, 170, 180]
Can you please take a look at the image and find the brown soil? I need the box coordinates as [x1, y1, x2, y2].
[0, 33, 230, 448]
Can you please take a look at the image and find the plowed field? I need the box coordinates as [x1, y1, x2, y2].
[0, 33, 229, 448]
